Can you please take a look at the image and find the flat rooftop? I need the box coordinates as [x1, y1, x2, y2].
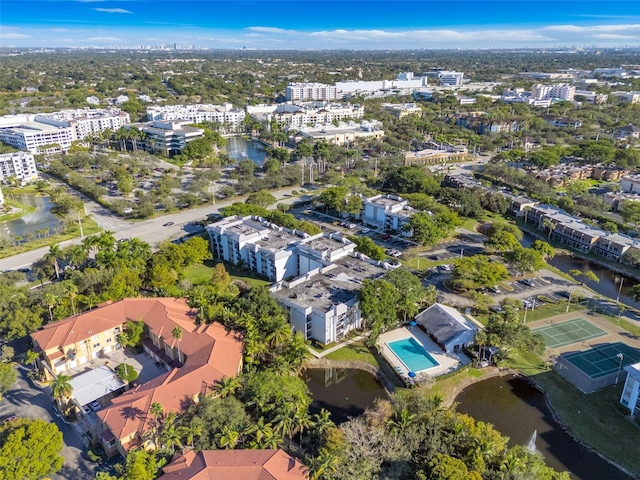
[273, 256, 385, 311]
[367, 196, 404, 207]
[301, 235, 348, 254]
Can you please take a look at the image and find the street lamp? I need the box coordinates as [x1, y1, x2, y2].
[615, 353, 624, 386]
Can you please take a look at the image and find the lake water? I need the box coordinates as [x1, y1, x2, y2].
[455, 375, 630, 480]
[0, 194, 62, 241]
[224, 137, 267, 165]
[302, 367, 388, 424]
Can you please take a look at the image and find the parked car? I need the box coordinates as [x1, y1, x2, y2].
[360, 228, 370, 234]
[89, 401, 101, 411]
[82, 405, 91, 415]
[556, 290, 571, 299]
[490, 306, 503, 313]
[520, 278, 535, 287]
[163, 221, 175, 227]
[488, 286, 502, 294]
[0, 414, 17, 424]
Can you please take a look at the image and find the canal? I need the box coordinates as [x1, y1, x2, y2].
[455, 375, 631, 480]
[522, 232, 640, 310]
[301, 367, 388, 424]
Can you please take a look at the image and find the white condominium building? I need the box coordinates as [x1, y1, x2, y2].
[0, 117, 73, 153]
[245, 101, 364, 128]
[146, 103, 245, 129]
[130, 120, 204, 155]
[531, 84, 575, 101]
[0, 152, 38, 184]
[34, 108, 130, 140]
[286, 83, 337, 101]
[335, 72, 429, 95]
[437, 71, 464, 87]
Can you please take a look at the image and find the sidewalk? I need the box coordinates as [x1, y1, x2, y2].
[307, 334, 368, 358]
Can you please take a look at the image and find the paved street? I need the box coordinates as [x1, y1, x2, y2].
[0, 365, 96, 480]
[0, 186, 308, 272]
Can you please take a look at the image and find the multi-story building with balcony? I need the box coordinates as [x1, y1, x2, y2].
[362, 194, 416, 233]
[245, 102, 364, 128]
[621, 174, 640, 194]
[128, 119, 204, 155]
[146, 103, 244, 130]
[0, 151, 38, 184]
[32, 298, 244, 458]
[0, 117, 73, 153]
[206, 216, 391, 344]
[296, 121, 384, 146]
[286, 83, 337, 101]
[381, 103, 423, 118]
[34, 108, 130, 140]
[531, 83, 576, 101]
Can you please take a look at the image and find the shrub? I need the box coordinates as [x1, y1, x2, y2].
[115, 363, 138, 384]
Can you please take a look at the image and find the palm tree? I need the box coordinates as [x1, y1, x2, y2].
[150, 401, 164, 448]
[172, 327, 183, 365]
[215, 376, 242, 398]
[43, 293, 57, 323]
[312, 409, 334, 438]
[541, 218, 556, 240]
[244, 416, 275, 448]
[46, 243, 62, 279]
[179, 422, 203, 449]
[51, 374, 73, 413]
[388, 408, 416, 431]
[64, 282, 78, 316]
[309, 449, 339, 480]
[160, 424, 183, 455]
[217, 425, 240, 449]
[266, 319, 291, 349]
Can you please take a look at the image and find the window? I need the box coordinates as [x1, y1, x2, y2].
[93, 343, 100, 349]
[106, 338, 112, 343]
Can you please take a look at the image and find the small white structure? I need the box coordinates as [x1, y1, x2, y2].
[620, 362, 640, 418]
[69, 366, 125, 410]
[415, 303, 478, 354]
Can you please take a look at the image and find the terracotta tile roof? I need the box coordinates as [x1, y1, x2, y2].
[161, 449, 308, 479]
[35, 298, 244, 447]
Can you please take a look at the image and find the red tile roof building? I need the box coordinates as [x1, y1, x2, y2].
[31, 298, 244, 457]
[161, 449, 308, 479]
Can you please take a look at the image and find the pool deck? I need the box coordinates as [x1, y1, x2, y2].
[377, 327, 470, 380]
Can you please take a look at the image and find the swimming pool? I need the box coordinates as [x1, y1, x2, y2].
[387, 337, 439, 372]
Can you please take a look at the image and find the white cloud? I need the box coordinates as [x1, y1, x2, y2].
[2, 33, 31, 39]
[87, 36, 123, 42]
[94, 8, 132, 14]
[247, 26, 296, 34]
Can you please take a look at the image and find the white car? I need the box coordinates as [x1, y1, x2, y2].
[360, 228, 370, 234]
[82, 405, 91, 415]
[89, 401, 101, 411]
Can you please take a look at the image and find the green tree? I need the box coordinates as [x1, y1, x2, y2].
[620, 200, 640, 229]
[385, 268, 425, 322]
[172, 326, 183, 365]
[118, 319, 145, 348]
[246, 191, 277, 208]
[427, 453, 482, 480]
[122, 449, 157, 480]
[504, 247, 545, 276]
[0, 364, 17, 401]
[531, 240, 556, 259]
[51, 374, 73, 412]
[0, 418, 63, 480]
[451, 256, 509, 290]
[115, 363, 138, 384]
[485, 230, 520, 253]
[359, 279, 399, 345]
[348, 236, 386, 261]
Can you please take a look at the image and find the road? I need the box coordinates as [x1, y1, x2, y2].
[0, 186, 308, 272]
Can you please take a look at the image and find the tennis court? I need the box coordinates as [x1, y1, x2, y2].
[532, 317, 607, 349]
[562, 342, 640, 379]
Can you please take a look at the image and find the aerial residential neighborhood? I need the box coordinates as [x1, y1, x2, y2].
[3, 2, 640, 480]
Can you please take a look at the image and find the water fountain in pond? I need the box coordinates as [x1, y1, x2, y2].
[526, 430, 540, 455]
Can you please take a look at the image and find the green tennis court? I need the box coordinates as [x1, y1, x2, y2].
[563, 342, 640, 379]
[532, 317, 607, 349]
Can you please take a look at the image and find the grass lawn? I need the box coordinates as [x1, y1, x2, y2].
[0, 200, 37, 222]
[429, 365, 487, 401]
[532, 370, 640, 477]
[184, 260, 270, 288]
[325, 340, 379, 367]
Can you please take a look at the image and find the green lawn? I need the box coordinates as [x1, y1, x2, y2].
[324, 340, 379, 367]
[184, 260, 270, 288]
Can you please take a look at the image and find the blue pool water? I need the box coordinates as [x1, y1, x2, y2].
[387, 337, 439, 372]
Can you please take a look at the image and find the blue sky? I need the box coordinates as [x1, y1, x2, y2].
[3, 1, 640, 49]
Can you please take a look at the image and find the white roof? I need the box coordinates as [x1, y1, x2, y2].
[624, 362, 640, 382]
[69, 366, 125, 407]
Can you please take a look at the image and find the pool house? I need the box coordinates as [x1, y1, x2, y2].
[415, 303, 479, 354]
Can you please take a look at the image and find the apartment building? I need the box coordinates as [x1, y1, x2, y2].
[611, 91, 640, 104]
[31, 297, 244, 458]
[0, 152, 38, 184]
[539, 115, 582, 128]
[614, 124, 640, 141]
[0, 118, 73, 153]
[130, 120, 204, 155]
[362, 194, 416, 232]
[574, 90, 608, 105]
[34, 108, 130, 140]
[604, 191, 640, 211]
[297, 121, 384, 146]
[246, 102, 364, 128]
[146, 103, 244, 129]
[404, 148, 470, 166]
[531, 84, 576, 101]
[592, 234, 639, 262]
[621, 175, 640, 194]
[436, 71, 464, 87]
[335, 72, 429, 95]
[453, 115, 521, 134]
[286, 83, 337, 101]
[381, 103, 423, 118]
[206, 217, 391, 344]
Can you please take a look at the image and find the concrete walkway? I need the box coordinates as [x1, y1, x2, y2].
[307, 334, 368, 358]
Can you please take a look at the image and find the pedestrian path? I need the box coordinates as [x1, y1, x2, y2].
[306, 334, 367, 358]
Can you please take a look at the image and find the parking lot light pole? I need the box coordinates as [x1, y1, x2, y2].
[615, 353, 624, 385]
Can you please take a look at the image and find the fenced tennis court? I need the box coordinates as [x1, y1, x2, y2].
[532, 317, 607, 349]
[554, 342, 640, 393]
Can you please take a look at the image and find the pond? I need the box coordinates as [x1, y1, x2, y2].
[0, 194, 62, 241]
[521, 232, 640, 310]
[455, 375, 630, 480]
[301, 367, 388, 424]
[224, 137, 267, 166]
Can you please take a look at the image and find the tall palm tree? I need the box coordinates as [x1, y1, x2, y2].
[309, 449, 339, 480]
[150, 401, 164, 448]
[215, 376, 242, 398]
[43, 293, 57, 323]
[160, 424, 183, 455]
[179, 422, 203, 449]
[64, 282, 79, 316]
[172, 327, 183, 365]
[46, 243, 62, 279]
[312, 409, 334, 438]
[244, 416, 274, 448]
[51, 374, 73, 412]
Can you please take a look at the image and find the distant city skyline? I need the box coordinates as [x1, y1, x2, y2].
[3, 1, 640, 49]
